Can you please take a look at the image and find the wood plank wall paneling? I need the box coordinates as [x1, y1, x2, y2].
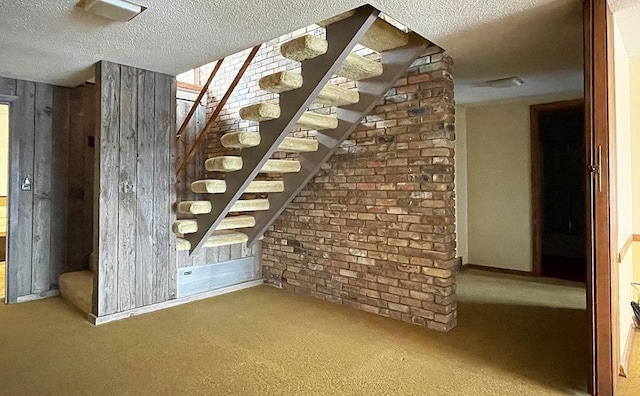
[1, 75, 94, 303]
[95, 61, 177, 315]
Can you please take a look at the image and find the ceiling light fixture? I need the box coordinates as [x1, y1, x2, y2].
[486, 76, 524, 89]
[83, 0, 146, 22]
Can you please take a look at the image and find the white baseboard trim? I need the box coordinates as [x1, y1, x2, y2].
[16, 289, 60, 303]
[620, 321, 637, 377]
[88, 279, 264, 325]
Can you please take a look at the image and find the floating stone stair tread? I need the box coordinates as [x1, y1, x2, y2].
[239, 103, 280, 122]
[297, 111, 338, 130]
[59, 271, 94, 315]
[203, 231, 249, 248]
[217, 215, 256, 230]
[318, 12, 409, 53]
[220, 132, 318, 153]
[315, 84, 360, 106]
[230, 198, 270, 212]
[176, 238, 191, 251]
[191, 179, 226, 194]
[221, 131, 262, 149]
[191, 179, 284, 194]
[259, 71, 303, 93]
[277, 137, 319, 153]
[205, 156, 244, 172]
[205, 156, 301, 173]
[261, 159, 301, 173]
[337, 53, 383, 81]
[281, 35, 328, 62]
[244, 180, 285, 193]
[178, 199, 269, 214]
[177, 201, 212, 215]
[239, 103, 337, 130]
[259, 71, 359, 107]
[173, 219, 198, 234]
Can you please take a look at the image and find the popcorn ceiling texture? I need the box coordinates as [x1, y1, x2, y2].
[202, 28, 457, 330]
[0, 0, 582, 104]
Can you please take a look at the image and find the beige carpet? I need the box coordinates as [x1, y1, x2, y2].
[0, 269, 591, 395]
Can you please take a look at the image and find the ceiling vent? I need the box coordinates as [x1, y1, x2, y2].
[82, 0, 145, 22]
[486, 76, 524, 89]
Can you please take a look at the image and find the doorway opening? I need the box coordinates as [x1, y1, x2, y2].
[531, 100, 587, 283]
[0, 103, 8, 300]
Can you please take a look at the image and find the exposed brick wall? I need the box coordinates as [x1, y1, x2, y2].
[201, 27, 457, 331]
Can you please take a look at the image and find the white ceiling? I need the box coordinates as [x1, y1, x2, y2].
[609, 0, 640, 57]
[0, 0, 584, 104]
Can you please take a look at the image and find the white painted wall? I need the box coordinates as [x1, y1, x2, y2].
[0, 104, 8, 197]
[611, 15, 640, 369]
[457, 94, 582, 272]
[455, 106, 468, 264]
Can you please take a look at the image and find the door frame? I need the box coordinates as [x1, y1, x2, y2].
[0, 95, 16, 304]
[584, 0, 613, 394]
[530, 99, 586, 278]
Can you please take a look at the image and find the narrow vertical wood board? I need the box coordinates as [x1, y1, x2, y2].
[97, 61, 121, 316]
[8, 80, 35, 300]
[153, 72, 171, 304]
[83, 84, 97, 265]
[136, 69, 155, 307]
[68, 86, 86, 272]
[50, 86, 70, 285]
[117, 65, 138, 312]
[168, 76, 178, 299]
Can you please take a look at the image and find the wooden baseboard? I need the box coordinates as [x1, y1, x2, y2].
[88, 279, 264, 325]
[617, 234, 639, 263]
[16, 289, 60, 303]
[620, 322, 636, 377]
[463, 263, 533, 277]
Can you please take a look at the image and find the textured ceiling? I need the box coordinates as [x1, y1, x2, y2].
[609, 0, 640, 56]
[0, 0, 584, 104]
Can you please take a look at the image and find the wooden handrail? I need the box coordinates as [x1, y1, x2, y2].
[176, 44, 261, 177]
[175, 58, 224, 138]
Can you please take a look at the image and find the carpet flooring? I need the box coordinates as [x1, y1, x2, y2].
[0, 269, 592, 395]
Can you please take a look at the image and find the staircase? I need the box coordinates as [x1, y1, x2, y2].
[175, 5, 434, 255]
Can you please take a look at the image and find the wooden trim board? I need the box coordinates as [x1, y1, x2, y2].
[618, 234, 640, 263]
[88, 279, 264, 325]
[15, 289, 60, 303]
[620, 322, 636, 377]
[464, 263, 533, 277]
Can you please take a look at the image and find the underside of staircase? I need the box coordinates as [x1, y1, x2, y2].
[175, 5, 437, 255]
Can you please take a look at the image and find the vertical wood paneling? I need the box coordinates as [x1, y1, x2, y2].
[32, 83, 54, 293]
[68, 86, 86, 272]
[8, 80, 35, 300]
[117, 65, 138, 311]
[136, 69, 155, 307]
[0, 77, 17, 97]
[168, 77, 178, 300]
[96, 61, 121, 316]
[152, 73, 171, 304]
[50, 86, 70, 285]
[83, 84, 97, 264]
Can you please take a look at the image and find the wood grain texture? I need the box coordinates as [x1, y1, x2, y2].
[96, 60, 121, 316]
[9, 80, 36, 300]
[68, 86, 87, 272]
[32, 83, 54, 293]
[117, 65, 138, 312]
[136, 69, 155, 307]
[50, 86, 70, 286]
[153, 72, 171, 304]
